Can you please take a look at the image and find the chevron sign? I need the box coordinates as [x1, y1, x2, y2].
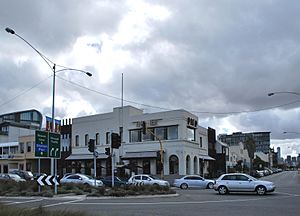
[37, 175, 59, 186]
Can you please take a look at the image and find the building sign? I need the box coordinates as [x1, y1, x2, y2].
[134, 119, 161, 127]
[187, 117, 197, 128]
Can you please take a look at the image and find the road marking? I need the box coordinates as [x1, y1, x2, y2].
[31, 198, 85, 209]
[5, 198, 44, 205]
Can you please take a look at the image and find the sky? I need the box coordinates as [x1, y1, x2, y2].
[1, 0, 300, 159]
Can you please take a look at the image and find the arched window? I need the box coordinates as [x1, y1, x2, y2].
[186, 155, 191, 175]
[169, 155, 179, 174]
[194, 156, 198, 174]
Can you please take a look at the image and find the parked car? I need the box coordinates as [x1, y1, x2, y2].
[9, 170, 34, 180]
[101, 176, 128, 187]
[60, 173, 103, 187]
[214, 173, 276, 195]
[0, 173, 26, 182]
[127, 174, 170, 187]
[173, 175, 214, 189]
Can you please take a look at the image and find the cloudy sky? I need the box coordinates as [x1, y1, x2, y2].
[1, 0, 300, 158]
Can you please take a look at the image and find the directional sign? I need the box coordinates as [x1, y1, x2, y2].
[35, 130, 49, 157]
[37, 175, 59, 186]
[49, 132, 61, 158]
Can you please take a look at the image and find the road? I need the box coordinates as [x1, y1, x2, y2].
[1, 171, 299, 216]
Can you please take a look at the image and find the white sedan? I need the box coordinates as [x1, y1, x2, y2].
[173, 175, 215, 189]
[60, 173, 103, 187]
[128, 174, 170, 187]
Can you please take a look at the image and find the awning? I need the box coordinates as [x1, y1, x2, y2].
[66, 153, 107, 160]
[199, 155, 215, 160]
[0, 142, 19, 148]
[121, 151, 158, 159]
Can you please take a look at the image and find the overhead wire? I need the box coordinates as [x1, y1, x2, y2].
[56, 75, 300, 115]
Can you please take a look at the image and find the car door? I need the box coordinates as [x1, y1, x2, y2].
[132, 175, 142, 185]
[186, 176, 205, 188]
[222, 175, 238, 191]
[235, 174, 253, 191]
[141, 175, 152, 185]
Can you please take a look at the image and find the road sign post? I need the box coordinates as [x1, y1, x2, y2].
[49, 132, 61, 158]
[35, 131, 49, 157]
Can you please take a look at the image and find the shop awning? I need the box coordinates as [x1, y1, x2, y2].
[66, 153, 107, 160]
[121, 151, 158, 159]
[199, 155, 215, 160]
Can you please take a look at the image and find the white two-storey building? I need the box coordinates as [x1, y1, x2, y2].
[67, 106, 214, 178]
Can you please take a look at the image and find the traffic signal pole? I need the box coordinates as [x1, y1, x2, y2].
[142, 121, 164, 179]
[111, 147, 114, 187]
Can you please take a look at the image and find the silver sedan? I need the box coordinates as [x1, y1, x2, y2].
[173, 175, 215, 189]
[214, 173, 275, 195]
[60, 173, 103, 187]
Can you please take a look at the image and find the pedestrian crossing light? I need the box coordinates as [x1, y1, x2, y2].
[88, 139, 95, 152]
[111, 133, 121, 149]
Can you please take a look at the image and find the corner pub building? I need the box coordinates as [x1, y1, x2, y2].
[66, 106, 214, 179]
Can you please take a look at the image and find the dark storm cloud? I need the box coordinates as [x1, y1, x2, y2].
[1, 0, 300, 152]
[1, 0, 125, 55]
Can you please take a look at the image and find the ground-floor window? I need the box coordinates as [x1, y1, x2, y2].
[186, 155, 191, 175]
[142, 159, 150, 174]
[169, 155, 179, 174]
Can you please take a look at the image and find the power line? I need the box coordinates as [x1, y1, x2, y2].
[0, 76, 51, 108]
[56, 75, 300, 115]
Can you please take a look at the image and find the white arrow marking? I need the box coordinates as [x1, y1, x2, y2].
[45, 176, 52, 185]
[37, 176, 45, 186]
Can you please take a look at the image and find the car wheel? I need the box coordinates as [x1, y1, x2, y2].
[180, 183, 188, 189]
[218, 186, 228, 195]
[207, 182, 214, 189]
[256, 185, 266, 195]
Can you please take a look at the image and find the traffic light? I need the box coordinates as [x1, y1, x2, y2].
[88, 139, 95, 152]
[111, 132, 121, 149]
[142, 121, 147, 134]
[105, 147, 110, 156]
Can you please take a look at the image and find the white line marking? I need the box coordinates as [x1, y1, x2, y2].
[5, 198, 44, 205]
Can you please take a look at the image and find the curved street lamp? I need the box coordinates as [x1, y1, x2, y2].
[5, 27, 92, 194]
[268, 92, 300, 97]
[283, 131, 300, 135]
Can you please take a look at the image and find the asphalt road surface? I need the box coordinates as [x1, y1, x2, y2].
[1, 171, 299, 216]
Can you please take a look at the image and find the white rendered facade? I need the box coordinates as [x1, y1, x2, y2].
[69, 106, 212, 177]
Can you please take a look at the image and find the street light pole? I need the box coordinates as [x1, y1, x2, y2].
[5, 27, 92, 195]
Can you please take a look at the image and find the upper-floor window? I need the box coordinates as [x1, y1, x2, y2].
[26, 142, 31, 152]
[19, 142, 24, 153]
[106, 132, 110, 144]
[75, 135, 79, 146]
[187, 127, 195, 141]
[199, 137, 203, 148]
[129, 130, 141, 142]
[85, 134, 89, 146]
[168, 126, 178, 140]
[129, 125, 179, 143]
[155, 127, 167, 140]
[96, 133, 100, 145]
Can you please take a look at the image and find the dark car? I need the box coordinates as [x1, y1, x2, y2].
[9, 170, 34, 181]
[101, 176, 128, 187]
